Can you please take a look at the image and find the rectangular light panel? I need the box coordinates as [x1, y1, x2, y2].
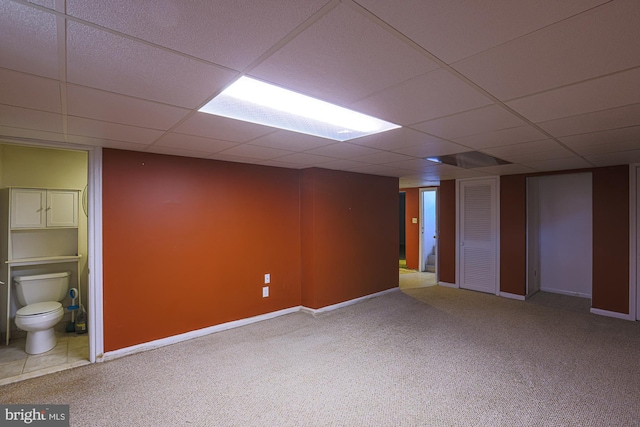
[199, 76, 400, 141]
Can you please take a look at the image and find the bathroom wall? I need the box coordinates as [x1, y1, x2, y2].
[0, 143, 88, 333]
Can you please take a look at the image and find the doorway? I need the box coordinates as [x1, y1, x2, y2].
[419, 188, 437, 276]
[527, 173, 592, 299]
[0, 142, 101, 384]
[399, 192, 406, 267]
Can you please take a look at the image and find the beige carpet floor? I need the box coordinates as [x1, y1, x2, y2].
[1, 286, 639, 426]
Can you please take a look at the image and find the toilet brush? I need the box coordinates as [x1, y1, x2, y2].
[66, 288, 79, 332]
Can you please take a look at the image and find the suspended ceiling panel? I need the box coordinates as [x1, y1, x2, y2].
[0, 0, 639, 188]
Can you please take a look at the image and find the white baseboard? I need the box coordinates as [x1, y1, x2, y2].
[102, 288, 400, 362]
[590, 307, 634, 321]
[101, 306, 301, 362]
[540, 287, 591, 299]
[499, 292, 526, 301]
[301, 287, 399, 315]
[438, 282, 458, 288]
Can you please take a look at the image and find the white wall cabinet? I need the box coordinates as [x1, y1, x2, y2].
[10, 189, 78, 229]
[1, 188, 81, 345]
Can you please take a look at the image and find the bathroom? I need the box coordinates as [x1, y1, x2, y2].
[0, 143, 89, 383]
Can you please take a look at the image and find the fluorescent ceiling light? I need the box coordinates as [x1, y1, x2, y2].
[199, 76, 400, 141]
[425, 151, 511, 169]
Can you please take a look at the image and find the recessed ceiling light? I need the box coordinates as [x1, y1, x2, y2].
[199, 76, 400, 142]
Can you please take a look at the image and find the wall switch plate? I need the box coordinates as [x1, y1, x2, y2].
[412, 218, 418, 223]
[262, 286, 269, 298]
[264, 273, 270, 284]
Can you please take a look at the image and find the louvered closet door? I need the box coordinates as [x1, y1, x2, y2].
[459, 178, 498, 294]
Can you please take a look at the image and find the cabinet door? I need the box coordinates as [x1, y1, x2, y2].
[46, 190, 79, 227]
[11, 189, 46, 228]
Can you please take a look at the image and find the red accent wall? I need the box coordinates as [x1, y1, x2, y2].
[403, 188, 420, 270]
[301, 168, 399, 309]
[592, 165, 629, 313]
[500, 175, 527, 295]
[103, 150, 399, 351]
[438, 180, 456, 284]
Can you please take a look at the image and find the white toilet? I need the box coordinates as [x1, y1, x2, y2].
[14, 271, 71, 355]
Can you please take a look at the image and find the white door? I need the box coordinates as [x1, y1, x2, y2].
[459, 178, 498, 294]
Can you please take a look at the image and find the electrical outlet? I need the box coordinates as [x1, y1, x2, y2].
[262, 286, 269, 298]
[264, 273, 270, 284]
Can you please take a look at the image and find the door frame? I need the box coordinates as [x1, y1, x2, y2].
[456, 177, 500, 295]
[0, 139, 103, 361]
[419, 187, 438, 277]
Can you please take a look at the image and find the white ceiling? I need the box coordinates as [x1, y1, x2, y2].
[1, 0, 639, 187]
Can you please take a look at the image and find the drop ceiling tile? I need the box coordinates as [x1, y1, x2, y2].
[384, 158, 444, 172]
[219, 144, 294, 160]
[495, 146, 575, 164]
[144, 146, 213, 159]
[351, 128, 444, 151]
[523, 156, 593, 172]
[507, 67, 640, 123]
[174, 113, 274, 143]
[250, 131, 335, 151]
[0, 126, 66, 143]
[0, 105, 62, 133]
[392, 140, 469, 158]
[153, 133, 238, 153]
[351, 68, 493, 126]
[350, 151, 415, 165]
[317, 159, 369, 171]
[67, 85, 190, 130]
[271, 152, 334, 166]
[539, 103, 640, 137]
[257, 159, 308, 170]
[356, 0, 608, 63]
[0, 2, 58, 78]
[346, 164, 411, 178]
[453, 1, 640, 100]
[250, 3, 439, 105]
[67, 0, 328, 70]
[305, 143, 382, 159]
[66, 21, 237, 108]
[0, 69, 61, 113]
[453, 125, 548, 149]
[573, 140, 640, 156]
[413, 105, 527, 139]
[65, 134, 149, 149]
[586, 150, 640, 167]
[560, 126, 640, 148]
[66, 116, 164, 144]
[474, 164, 537, 176]
[25, 0, 56, 8]
[483, 139, 567, 158]
[206, 152, 264, 165]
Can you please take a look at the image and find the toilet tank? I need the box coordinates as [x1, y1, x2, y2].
[14, 271, 71, 306]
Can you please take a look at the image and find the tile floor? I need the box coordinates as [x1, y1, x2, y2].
[0, 332, 89, 386]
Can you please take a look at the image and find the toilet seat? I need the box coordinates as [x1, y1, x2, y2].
[16, 301, 62, 317]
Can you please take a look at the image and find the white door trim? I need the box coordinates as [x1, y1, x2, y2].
[456, 176, 500, 296]
[0, 139, 104, 360]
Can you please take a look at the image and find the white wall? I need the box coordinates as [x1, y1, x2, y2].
[536, 173, 592, 298]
